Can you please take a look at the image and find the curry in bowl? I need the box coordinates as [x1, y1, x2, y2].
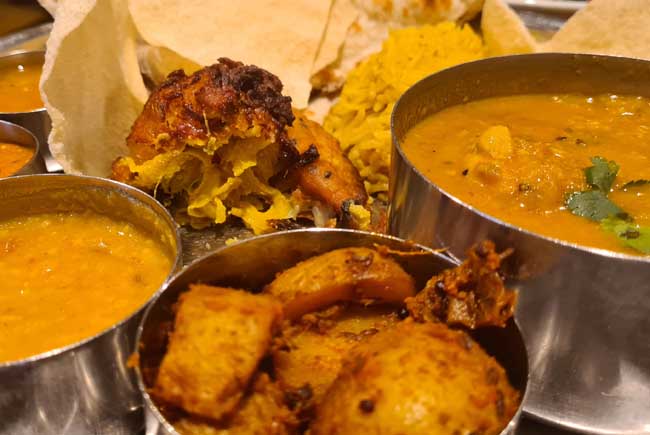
[0, 210, 173, 363]
[0, 55, 43, 113]
[402, 93, 650, 256]
[0, 141, 34, 177]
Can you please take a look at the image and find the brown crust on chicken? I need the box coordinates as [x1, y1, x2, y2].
[286, 111, 368, 212]
[120, 57, 295, 165]
[406, 241, 517, 329]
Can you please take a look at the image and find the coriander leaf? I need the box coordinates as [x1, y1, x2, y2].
[566, 190, 623, 221]
[622, 179, 650, 189]
[601, 217, 650, 254]
[585, 156, 619, 193]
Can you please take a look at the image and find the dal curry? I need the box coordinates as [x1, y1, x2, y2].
[0, 142, 33, 177]
[0, 211, 172, 363]
[0, 58, 43, 113]
[402, 93, 650, 255]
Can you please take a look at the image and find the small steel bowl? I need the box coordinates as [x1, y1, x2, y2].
[0, 50, 57, 171]
[0, 119, 46, 176]
[136, 228, 529, 435]
[0, 174, 182, 435]
[389, 53, 650, 434]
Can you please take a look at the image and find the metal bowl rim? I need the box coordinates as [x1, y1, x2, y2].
[0, 119, 43, 176]
[0, 49, 47, 115]
[390, 52, 650, 264]
[0, 173, 183, 369]
[135, 227, 530, 435]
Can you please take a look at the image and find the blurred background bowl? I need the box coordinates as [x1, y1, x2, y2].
[389, 53, 650, 434]
[0, 174, 182, 435]
[0, 49, 58, 171]
[136, 228, 529, 435]
[0, 119, 45, 175]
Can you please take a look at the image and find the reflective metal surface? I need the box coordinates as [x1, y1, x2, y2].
[0, 119, 45, 176]
[136, 228, 529, 435]
[0, 174, 182, 435]
[389, 53, 650, 434]
[0, 50, 59, 171]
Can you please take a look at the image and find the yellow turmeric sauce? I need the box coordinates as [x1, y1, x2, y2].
[0, 142, 33, 177]
[402, 94, 650, 255]
[0, 58, 43, 113]
[0, 211, 173, 363]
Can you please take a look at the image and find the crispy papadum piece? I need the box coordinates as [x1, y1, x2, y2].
[172, 374, 296, 435]
[154, 285, 283, 421]
[287, 110, 367, 214]
[407, 241, 517, 329]
[273, 305, 397, 411]
[311, 320, 520, 435]
[264, 247, 416, 320]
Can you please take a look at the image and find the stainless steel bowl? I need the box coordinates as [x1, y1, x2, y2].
[135, 228, 529, 435]
[0, 174, 182, 435]
[0, 50, 58, 171]
[389, 53, 650, 434]
[0, 119, 46, 176]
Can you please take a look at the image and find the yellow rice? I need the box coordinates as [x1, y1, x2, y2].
[324, 22, 485, 198]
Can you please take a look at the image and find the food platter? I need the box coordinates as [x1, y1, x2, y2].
[1, 1, 649, 434]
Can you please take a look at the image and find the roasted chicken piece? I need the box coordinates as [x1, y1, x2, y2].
[153, 284, 283, 421]
[407, 241, 517, 329]
[172, 374, 296, 435]
[273, 304, 398, 411]
[264, 247, 416, 320]
[311, 320, 520, 435]
[286, 110, 367, 219]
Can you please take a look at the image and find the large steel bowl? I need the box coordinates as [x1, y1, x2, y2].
[135, 228, 529, 435]
[0, 174, 182, 435]
[389, 53, 650, 434]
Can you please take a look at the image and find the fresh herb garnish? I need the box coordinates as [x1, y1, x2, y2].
[601, 217, 650, 254]
[584, 156, 619, 193]
[566, 190, 622, 221]
[622, 179, 650, 189]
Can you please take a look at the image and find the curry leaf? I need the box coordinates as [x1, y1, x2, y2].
[585, 156, 619, 193]
[601, 217, 650, 254]
[622, 179, 650, 189]
[566, 190, 623, 221]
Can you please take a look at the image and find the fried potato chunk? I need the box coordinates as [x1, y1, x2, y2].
[311, 320, 520, 435]
[287, 111, 367, 214]
[154, 285, 283, 421]
[273, 305, 397, 408]
[173, 374, 296, 435]
[264, 247, 416, 320]
[407, 240, 517, 329]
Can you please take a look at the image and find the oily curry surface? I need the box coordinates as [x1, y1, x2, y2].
[0, 142, 33, 177]
[0, 211, 173, 363]
[403, 94, 650, 255]
[0, 58, 43, 113]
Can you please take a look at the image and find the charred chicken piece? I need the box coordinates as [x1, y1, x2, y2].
[406, 241, 516, 329]
[264, 247, 416, 320]
[311, 320, 520, 435]
[153, 285, 283, 421]
[172, 373, 296, 435]
[286, 110, 368, 218]
[273, 304, 398, 416]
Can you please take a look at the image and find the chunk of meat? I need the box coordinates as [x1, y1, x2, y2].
[287, 110, 367, 214]
[406, 241, 516, 329]
[273, 305, 398, 409]
[311, 320, 520, 435]
[264, 247, 416, 320]
[153, 285, 283, 420]
[172, 374, 296, 435]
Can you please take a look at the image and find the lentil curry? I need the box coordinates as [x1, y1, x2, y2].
[0, 211, 173, 363]
[0, 57, 43, 113]
[0, 142, 33, 177]
[402, 94, 650, 255]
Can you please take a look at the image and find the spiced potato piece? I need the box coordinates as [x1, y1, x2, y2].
[264, 247, 416, 320]
[273, 305, 397, 408]
[154, 285, 283, 421]
[173, 374, 296, 435]
[311, 320, 520, 435]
